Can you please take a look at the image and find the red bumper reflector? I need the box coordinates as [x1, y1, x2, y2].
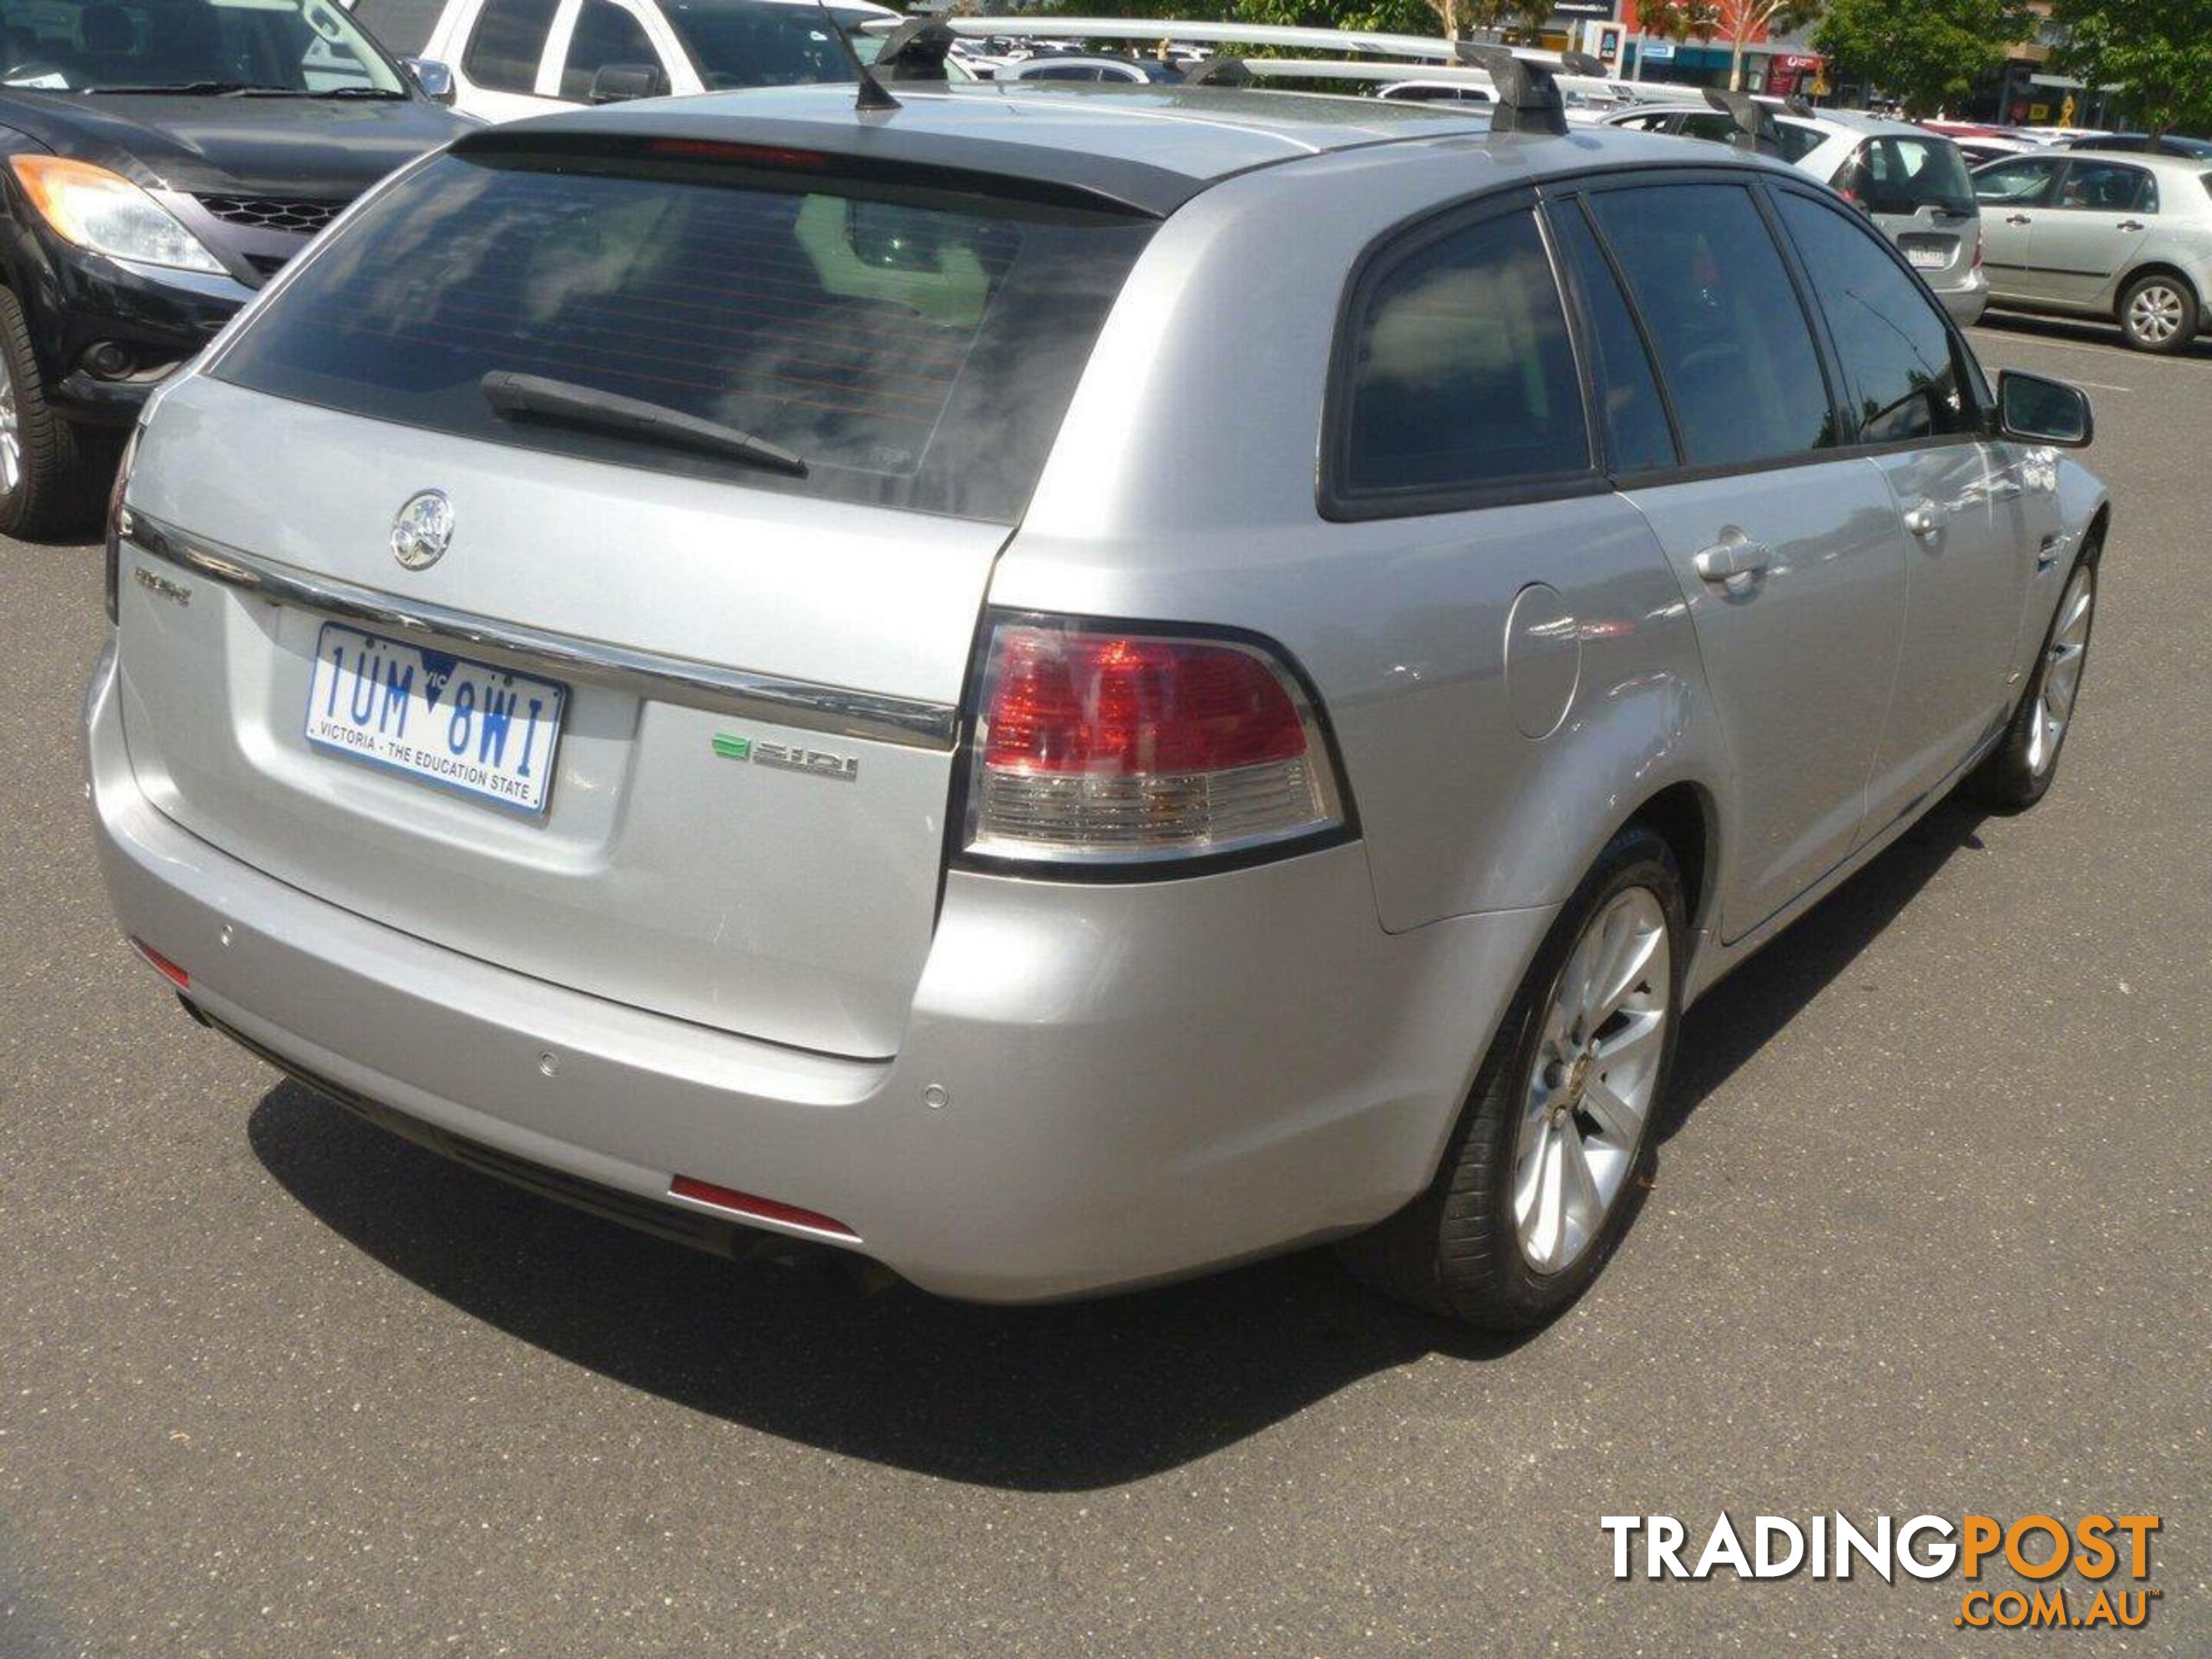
[129, 937, 189, 991]
[670, 1175, 859, 1240]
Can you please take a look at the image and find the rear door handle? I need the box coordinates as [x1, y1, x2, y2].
[1691, 535, 1773, 594]
[2118, 219, 2146, 232]
[1902, 504, 1944, 539]
[2005, 213, 2033, 226]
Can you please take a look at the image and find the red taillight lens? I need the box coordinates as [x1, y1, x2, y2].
[1973, 224, 1985, 268]
[965, 620, 1345, 866]
[984, 631, 1308, 776]
[669, 1175, 859, 1241]
[129, 936, 188, 991]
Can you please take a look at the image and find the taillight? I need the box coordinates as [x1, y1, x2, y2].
[129, 936, 188, 990]
[1973, 224, 1985, 268]
[104, 424, 140, 624]
[962, 617, 1347, 868]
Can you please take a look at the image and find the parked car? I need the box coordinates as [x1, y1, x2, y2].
[1604, 101, 1988, 323]
[92, 73, 2107, 1328]
[0, 0, 472, 535]
[348, 0, 900, 121]
[994, 53, 1182, 84]
[1974, 148, 2212, 351]
[2059, 131, 2212, 159]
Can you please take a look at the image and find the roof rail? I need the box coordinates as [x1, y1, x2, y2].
[860, 15, 1462, 63]
[1455, 43, 1567, 136]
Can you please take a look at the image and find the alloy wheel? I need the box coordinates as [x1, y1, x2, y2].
[1513, 886, 1671, 1274]
[2027, 562, 2094, 777]
[0, 347, 19, 498]
[2126, 283, 2185, 346]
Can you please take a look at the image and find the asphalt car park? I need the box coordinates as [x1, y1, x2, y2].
[1, 300, 2205, 1659]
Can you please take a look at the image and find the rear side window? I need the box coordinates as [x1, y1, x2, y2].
[212, 150, 1154, 523]
[1550, 200, 1677, 473]
[1773, 192, 1974, 445]
[463, 0, 555, 91]
[350, 0, 445, 55]
[1333, 207, 1590, 507]
[1588, 184, 1835, 469]
[560, 0, 661, 99]
[2059, 159, 2157, 214]
[1836, 137, 1975, 215]
[1774, 121, 1825, 164]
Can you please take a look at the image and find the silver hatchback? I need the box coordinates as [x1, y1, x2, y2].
[91, 73, 2109, 1326]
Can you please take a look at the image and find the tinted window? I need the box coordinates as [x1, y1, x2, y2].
[1974, 156, 2061, 204]
[1774, 121, 1825, 163]
[462, 0, 555, 91]
[559, 0, 658, 98]
[214, 151, 1153, 522]
[0, 0, 402, 92]
[1551, 200, 1676, 472]
[1677, 111, 1743, 144]
[1588, 184, 1835, 468]
[1338, 208, 1590, 500]
[2059, 159, 2157, 214]
[1775, 193, 1973, 445]
[657, 0, 857, 90]
[350, 0, 445, 55]
[1838, 137, 1975, 215]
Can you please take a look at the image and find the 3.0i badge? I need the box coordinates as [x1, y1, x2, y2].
[713, 732, 859, 783]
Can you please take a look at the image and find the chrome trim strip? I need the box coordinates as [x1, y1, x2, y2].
[124, 512, 960, 751]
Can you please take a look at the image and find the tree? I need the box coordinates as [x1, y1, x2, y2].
[1642, 0, 1821, 90]
[2051, 0, 2212, 138]
[1812, 0, 2032, 116]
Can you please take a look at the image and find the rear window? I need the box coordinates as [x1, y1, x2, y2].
[1838, 137, 1975, 216]
[212, 149, 1154, 522]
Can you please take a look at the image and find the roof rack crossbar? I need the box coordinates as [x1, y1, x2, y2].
[1455, 43, 1568, 136]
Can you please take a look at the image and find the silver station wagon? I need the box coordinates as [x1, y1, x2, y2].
[91, 55, 2110, 1327]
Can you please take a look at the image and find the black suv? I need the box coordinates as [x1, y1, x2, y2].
[0, 0, 471, 534]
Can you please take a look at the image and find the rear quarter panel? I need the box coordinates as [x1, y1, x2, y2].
[992, 144, 1729, 937]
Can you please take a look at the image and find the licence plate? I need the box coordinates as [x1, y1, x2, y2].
[1906, 245, 1949, 269]
[304, 623, 567, 816]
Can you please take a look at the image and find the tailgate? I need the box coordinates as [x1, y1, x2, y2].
[118, 377, 998, 1058]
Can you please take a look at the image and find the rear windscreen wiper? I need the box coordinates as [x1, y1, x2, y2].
[480, 373, 809, 477]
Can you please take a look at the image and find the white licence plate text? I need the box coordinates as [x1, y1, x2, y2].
[1907, 246, 1949, 269]
[304, 624, 567, 816]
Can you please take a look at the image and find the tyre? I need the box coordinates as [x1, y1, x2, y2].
[0, 284, 104, 540]
[2117, 271, 2198, 354]
[1342, 825, 1686, 1329]
[1970, 538, 2099, 813]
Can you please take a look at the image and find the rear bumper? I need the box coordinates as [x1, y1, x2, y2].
[1938, 268, 1989, 328]
[87, 638, 1551, 1303]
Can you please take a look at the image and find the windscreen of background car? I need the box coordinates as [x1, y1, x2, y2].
[0, 0, 405, 94]
[1839, 137, 1976, 215]
[658, 0, 873, 86]
[211, 151, 1156, 522]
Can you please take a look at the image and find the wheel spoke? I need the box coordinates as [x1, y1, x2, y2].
[1593, 1005, 1666, 1078]
[1558, 1129, 1603, 1237]
[1581, 1075, 1647, 1151]
[2045, 643, 2085, 711]
[1590, 921, 1661, 1025]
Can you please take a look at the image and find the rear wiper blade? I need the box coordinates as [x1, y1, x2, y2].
[481, 372, 808, 477]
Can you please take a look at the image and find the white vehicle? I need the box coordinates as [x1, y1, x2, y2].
[348, 0, 900, 121]
[1607, 99, 1988, 324]
[995, 53, 1184, 84]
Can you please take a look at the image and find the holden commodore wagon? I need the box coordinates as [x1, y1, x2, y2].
[90, 68, 2108, 1327]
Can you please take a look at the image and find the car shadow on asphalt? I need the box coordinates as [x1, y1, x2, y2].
[246, 800, 1988, 1492]
[1978, 310, 2212, 361]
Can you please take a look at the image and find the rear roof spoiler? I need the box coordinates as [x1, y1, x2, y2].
[447, 120, 1190, 217]
[1704, 88, 1782, 156]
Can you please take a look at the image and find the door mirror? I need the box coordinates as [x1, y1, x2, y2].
[589, 61, 667, 104]
[399, 56, 455, 105]
[1995, 369, 2094, 447]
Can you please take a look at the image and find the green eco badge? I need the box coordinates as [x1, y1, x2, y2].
[712, 732, 859, 783]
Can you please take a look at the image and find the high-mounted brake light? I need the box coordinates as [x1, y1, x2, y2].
[962, 619, 1346, 867]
